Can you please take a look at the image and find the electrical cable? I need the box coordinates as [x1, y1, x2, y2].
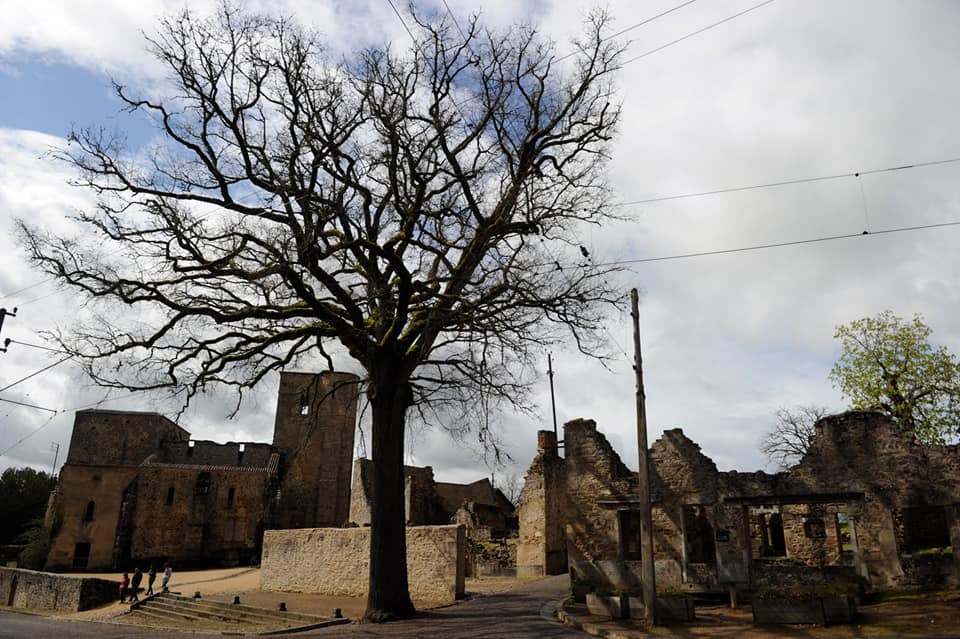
[616, 156, 960, 206]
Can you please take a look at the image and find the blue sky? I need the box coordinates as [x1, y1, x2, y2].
[1, 0, 960, 484]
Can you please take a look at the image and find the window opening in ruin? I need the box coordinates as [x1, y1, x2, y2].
[195, 472, 211, 496]
[72, 542, 90, 570]
[237, 443, 245, 465]
[683, 505, 716, 564]
[803, 517, 827, 539]
[166, 486, 175, 505]
[299, 394, 310, 416]
[188, 440, 195, 457]
[836, 512, 854, 560]
[898, 505, 952, 554]
[619, 510, 642, 560]
[227, 486, 236, 509]
[757, 512, 787, 558]
[82, 500, 95, 522]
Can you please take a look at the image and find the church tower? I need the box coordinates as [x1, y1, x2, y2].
[272, 371, 360, 529]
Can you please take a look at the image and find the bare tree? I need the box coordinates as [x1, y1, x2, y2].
[18, 5, 623, 620]
[761, 405, 831, 469]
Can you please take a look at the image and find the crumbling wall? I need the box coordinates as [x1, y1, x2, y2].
[0, 567, 117, 612]
[517, 431, 566, 577]
[260, 525, 465, 604]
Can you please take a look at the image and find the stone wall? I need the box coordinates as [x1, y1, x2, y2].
[272, 372, 359, 529]
[66, 411, 188, 467]
[129, 465, 272, 565]
[45, 464, 140, 571]
[0, 567, 117, 612]
[260, 525, 465, 604]
[519, 411, 960, 594]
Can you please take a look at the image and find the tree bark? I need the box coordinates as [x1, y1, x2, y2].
[364, 368, 416, 621]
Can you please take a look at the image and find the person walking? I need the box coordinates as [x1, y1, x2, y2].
[119, 572, 129, 603]
[129, 567, 143, 602]
[146, 564, 157, 596]
[161, 564, 172, 593]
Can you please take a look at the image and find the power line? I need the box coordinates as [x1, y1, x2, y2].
[0, 397, 59, 414]
[599, 219, 960, 266]
[620, 0, 777, 66]
[617, 156, 960, 206]
[0, 355, 73, 394]
[5, 339, 70, 355]
[0, 412, 60, 458]
[0, 278, 53, 300]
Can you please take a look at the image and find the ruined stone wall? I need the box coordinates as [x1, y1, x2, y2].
[516, 444, 566, 577]
[66, 411, 188, 467]
[159, 440, 273, 467]
[260, 525, 465, 604]
[0, 567, 118, 612]
[45, 464, 140, 571]
[349, 460, 440, 527]
[272, 372, 359, 529]
[129, 466, 271, 565]
[562, 419, 634, 562]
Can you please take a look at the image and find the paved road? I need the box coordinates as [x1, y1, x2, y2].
[0, 575, 585, 639]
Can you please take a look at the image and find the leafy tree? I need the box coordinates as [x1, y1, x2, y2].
[760, 405, 830, 469]
[18, 5, 622, 619]
[830, 311, 960, 442]
[0, 467, 57, 545]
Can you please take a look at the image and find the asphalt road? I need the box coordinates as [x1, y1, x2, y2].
[0, 575, 584, 639]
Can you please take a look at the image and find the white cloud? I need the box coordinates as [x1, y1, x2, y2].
[2, 0, 960, 485]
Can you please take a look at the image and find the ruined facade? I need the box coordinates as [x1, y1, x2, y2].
[518, 412, 960, 591]
[349, 459, 516, 537]
[45, 371, 359, 571]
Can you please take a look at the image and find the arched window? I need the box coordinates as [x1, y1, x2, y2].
[227, 486, 236, 509]
[166, 486, 176, 506]
[83, 500, 95, 522]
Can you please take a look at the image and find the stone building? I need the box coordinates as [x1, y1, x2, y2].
[45, 371, 359, 571]
[518, 412, 960, 592]
[348, 459, 517, 537]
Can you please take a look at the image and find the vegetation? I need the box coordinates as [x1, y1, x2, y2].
[0, 466, 57, 546]
[760, 405, 830, 469]
[18, 3, 623, 619]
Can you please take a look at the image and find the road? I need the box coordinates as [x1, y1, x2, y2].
[0, 575, 585, 639]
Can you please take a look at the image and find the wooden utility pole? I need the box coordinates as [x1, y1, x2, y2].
[631, 288, 657, 623]
[547, 353, 558, 439]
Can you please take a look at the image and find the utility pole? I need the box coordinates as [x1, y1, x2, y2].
[0, 307, 16, 353]
[631, 288, 657, 623]
[547, 353, 558, 439]
[50, 442, 60, 477]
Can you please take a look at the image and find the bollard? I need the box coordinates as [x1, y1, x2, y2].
[194, 591, 202, 599]
[334, 608, 342, 619]
[233, 595, 241, 605]
[279, 602, 287, 612]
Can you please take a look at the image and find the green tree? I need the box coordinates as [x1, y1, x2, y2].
[830, 311, 960, 442]
[18, 5, 622, 619]
[0, 467, 57, 545]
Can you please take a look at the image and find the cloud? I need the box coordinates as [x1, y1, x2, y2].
[2, 0, 960, 486]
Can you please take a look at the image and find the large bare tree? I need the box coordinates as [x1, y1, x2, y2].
[760, 405, 831, 469]
[18, 5, 622, 619]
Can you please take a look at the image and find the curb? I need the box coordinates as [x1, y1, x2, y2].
[554, 599, 649, 639]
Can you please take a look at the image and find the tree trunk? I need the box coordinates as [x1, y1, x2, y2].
[364, 370, 416, 621]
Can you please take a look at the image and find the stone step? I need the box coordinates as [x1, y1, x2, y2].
[158, 593, 322, 623]
[150, 599, 289, 625]
[132, 601, 206, 623]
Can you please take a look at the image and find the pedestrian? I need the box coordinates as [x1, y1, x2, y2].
[161, 564, 172, 593]
[129, 567, 143, 602]
[146, 563, 157, 596]
[119, 572, 129, 603]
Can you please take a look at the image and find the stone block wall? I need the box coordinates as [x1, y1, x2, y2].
[260, 525, 465, 604]
[66, 411, 188, 467]
[130, 465, 271, 565]
[0, 567, 117, 612]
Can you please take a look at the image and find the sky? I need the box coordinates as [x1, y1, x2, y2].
[1, 0, 959, 488]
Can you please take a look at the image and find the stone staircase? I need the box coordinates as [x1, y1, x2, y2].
[122, 592, 347, 634]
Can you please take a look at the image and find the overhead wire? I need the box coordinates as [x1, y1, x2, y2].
[616, 156, 960, 206]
